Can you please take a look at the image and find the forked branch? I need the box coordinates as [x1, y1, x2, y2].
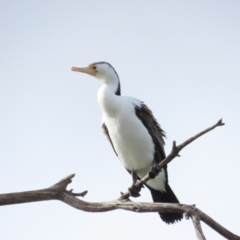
[120, 119, 225, 200]
[1, 119, 239, 240]
[0, 174, 239, 240]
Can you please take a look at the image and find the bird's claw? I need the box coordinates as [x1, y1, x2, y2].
[128, 183, 143, 198]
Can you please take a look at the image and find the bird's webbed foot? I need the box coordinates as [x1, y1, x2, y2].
[128, 172, 143, 198]
[128, 184, 143, 197]
[148, 163, 162, 179]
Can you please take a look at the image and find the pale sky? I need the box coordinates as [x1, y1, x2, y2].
[1, 1, 240, 239]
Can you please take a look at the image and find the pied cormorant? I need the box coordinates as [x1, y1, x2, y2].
[71, 62, 183, 224]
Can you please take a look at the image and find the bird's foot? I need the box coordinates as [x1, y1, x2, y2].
[148, 164, 162, 179]
[128, 182, 143, 198]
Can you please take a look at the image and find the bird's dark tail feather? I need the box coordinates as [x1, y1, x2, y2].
[147, 184, 183, 224]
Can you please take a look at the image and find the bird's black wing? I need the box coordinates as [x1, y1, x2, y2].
[135, 102, 183, 224]
[102, 123, 118, 156]
[135, 102, 166, 165]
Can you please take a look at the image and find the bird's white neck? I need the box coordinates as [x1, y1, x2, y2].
[97, 84, 121, 116]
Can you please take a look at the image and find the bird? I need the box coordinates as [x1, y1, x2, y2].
[71, 61, 183, 224]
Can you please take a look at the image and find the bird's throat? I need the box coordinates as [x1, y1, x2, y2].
[97, 84, 121, 116]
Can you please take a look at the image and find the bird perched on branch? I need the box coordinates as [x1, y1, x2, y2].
[71, 62, 183, 224]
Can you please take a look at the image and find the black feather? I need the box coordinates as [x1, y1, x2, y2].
[147, 184, 183, 224]
[136, 103, 183, 224]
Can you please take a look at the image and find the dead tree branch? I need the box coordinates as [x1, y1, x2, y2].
[185, 205, 206, 240]
[120, 119, 225, 200]
[0, 174, 239, 240]
[1, 119, 239, 240]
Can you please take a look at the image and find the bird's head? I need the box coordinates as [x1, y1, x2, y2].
[71, 61, 121, 95]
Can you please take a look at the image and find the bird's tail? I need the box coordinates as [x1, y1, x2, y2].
[148, 184, 183, 224]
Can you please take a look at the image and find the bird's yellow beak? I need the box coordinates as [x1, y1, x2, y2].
[71, 66, 97, 76]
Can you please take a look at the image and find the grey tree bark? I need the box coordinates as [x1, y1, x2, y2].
[1, 119, 239, 240]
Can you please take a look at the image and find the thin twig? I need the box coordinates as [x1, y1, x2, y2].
[120, 119, 225, 200]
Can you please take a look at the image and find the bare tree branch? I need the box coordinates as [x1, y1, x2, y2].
[120, 119, 225, 200]
[0, 174, 239, 240]
[185, 205, 206, 240]
[1, 119, 238, 240]
[191, 215, 206, 240]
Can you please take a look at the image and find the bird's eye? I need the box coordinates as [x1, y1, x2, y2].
[92, 66, 96, 70]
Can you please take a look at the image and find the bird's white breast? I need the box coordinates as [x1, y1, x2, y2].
[103, 97, 155, 171]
